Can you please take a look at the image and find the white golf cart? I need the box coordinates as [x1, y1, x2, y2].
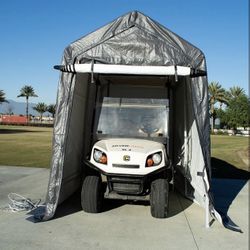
[81, 76, 172, 218]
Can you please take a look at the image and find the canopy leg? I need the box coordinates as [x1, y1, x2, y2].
[205, 194, 210, 228]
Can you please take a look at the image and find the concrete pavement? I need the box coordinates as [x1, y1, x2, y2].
[0, 166, 249, 250]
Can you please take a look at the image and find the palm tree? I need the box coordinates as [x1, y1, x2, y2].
[47, 104, 56, 118]
[208, 82, 227, 131]
[0, 90, 8, 104]
[227, 86, 245, 100]
[17, 85, 38, 121]
[33, 102, 47, 121]
[218, 87, 228, 109]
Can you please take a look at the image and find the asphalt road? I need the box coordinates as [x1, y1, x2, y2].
[0, 166, 249, 250]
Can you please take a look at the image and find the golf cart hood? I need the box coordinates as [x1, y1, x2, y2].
[95, 138, 166, 154]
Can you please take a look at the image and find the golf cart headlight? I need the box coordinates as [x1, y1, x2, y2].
[146, 152, 162, 167]
[93, 149, 107, 164]
[152, 153, 162, 165]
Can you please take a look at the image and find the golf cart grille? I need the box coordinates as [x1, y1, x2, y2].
[112, 164, 140, 169]
[113, 183, 142, 194]
[108, 177, 143, 194]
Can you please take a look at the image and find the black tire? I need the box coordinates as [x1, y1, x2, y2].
[81, 175, 103, 213]
[150, 178, 169, 218]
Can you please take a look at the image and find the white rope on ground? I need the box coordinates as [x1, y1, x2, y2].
[7, 193, 41, 212]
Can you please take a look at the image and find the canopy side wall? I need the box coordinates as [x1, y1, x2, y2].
[173, 76, 210, 207]
[58, 73, 90, 204]
[43, 72, 90, 220]
[190, 76, 211, 180]
[43, 69, 74, 220]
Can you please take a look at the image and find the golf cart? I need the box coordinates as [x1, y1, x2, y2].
[81, 75, 172, 218]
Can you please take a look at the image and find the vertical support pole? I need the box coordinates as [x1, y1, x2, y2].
[174, 65, 178, 82]
[91, 59, 95, 84]
[183, 79, 189, 197]
[205, 194, 210, 228]
[169, 82, 175, 191]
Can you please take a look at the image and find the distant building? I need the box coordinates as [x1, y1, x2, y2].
[0, 115, 28, 124]
[31, 116, 54, 123]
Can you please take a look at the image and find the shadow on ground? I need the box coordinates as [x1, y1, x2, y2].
[53, 183, 192, 220]
[211, 157, 250, 179]
[211, 178, 248, 215]
[27, 158, 248, 223]
[50, 189, 127, 220]
[27, 184, 192, 222]
[211, 157, 249, 231]
[0, 128, 47, 134]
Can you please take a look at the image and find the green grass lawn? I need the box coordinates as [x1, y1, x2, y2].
[0, 125, 249, 172]
[211, 135, 249, 171]
[0, 125, 53, 168]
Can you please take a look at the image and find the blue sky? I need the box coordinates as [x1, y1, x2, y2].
[0, 0, 248, 104]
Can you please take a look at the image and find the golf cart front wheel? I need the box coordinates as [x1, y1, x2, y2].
[150, 178, 169, 218]
[81, 175, 103, 213]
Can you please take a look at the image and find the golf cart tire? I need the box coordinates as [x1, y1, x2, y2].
[150, 178, 169, 218]
[81, 175, 103, 213]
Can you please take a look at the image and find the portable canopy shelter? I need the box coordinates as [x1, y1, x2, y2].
[41, 10, 226, 228]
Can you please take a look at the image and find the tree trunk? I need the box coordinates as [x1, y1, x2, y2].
[210, 99, 215, 132]
[212, 115, 215, 131]
[26, 97, 29, 123]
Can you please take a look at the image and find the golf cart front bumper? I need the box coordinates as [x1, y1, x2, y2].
[83, 159, 169, 195]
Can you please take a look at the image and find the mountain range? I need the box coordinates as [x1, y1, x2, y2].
[0, 99, 50, 116]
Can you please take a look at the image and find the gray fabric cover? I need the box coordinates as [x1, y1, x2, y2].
[43, 11, 212, 221]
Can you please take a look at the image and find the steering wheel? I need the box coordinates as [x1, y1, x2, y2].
[140, 126, 159, 137]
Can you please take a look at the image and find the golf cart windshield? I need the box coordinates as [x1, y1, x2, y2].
[96, 97, 169, 141]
